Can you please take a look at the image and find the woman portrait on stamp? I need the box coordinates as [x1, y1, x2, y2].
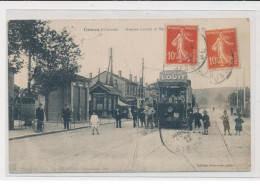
[171, 28, 194, 62]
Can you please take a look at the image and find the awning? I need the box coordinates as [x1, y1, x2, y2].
[118, 99, 131, 107]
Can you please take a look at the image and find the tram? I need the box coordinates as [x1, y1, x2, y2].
[154, 70, 195, 129]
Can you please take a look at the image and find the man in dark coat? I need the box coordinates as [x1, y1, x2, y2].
[193, 107, 203, 133]
[114, 106, 122, 128]
[36, 103, 44, 132]
[187, 103, 193, 131]
[62, 104, 71, 130]
[138, 106, 145, 128]
[131, 105, 138, 128]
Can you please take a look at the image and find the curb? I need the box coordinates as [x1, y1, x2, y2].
[9, 120, 130, 141]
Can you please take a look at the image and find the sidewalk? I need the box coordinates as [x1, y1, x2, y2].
[9, 118, 130, 140]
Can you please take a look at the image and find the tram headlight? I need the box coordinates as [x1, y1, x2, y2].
[167, 106, 173, 113]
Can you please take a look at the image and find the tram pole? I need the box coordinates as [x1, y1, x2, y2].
[141, 58, 144, 99]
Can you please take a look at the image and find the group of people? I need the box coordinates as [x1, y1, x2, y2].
[132, 104, 156, 129]
[35, 101, 245, 137]
[220, 109, 244, 136]
[89, 104, 157, 136]
[187, 104, 210, 135]
[186, 104, 245, 136]
[113, 104, 156, 129]
[162, 92, 185, 104]
[35, 103, 72, 133]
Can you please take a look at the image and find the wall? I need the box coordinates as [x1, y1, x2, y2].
[8, 68, 14, 101]
[48, 88, 63, 122]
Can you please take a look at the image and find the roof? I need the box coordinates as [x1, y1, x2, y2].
[92, 71, 139, 85]
[89, 81, 121, 96]
[75, 74, 90, 83]
[118, 99, 131, 107]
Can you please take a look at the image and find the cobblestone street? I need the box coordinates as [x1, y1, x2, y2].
[9, 108, 250, 173]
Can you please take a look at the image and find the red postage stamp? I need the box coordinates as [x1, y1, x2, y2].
[205, 28, 239, 70]
[166, 25, 198, 65]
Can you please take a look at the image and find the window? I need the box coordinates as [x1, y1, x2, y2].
[104, 96, 107, 110]
[96, 97, 103, 110]
[127, 84, 129, 95]
[108, 97, 112, 111]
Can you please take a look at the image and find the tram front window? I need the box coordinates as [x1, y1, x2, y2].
[160, 88, 186, 104]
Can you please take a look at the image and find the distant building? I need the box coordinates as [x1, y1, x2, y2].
[47, 75, 90, 122]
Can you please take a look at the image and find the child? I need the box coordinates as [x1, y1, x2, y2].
[193, 107, 203, 133]
[235, 114, 244, 136]
[202, 110, 210, 135]
[90, 112, 100, 135]
[220, 110, 231, 135]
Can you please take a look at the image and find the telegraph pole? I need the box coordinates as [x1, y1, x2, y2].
[109, 48, 114, 86]
[243, 67, 246, 109]
[141, 58, 144, 99]
[236, 70, 239, 109]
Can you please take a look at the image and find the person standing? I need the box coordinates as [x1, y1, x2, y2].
[202, 110, 210, 135]
[36, 103, 44, 132]
[131, 105, 138, 128]
[187, 103, 193, 131]
[235, 114, 244, 136]
[138, 106, 145, 128]
[114, 106, 122, 128]
[148, 106, 155, 129]
[230, 107, 234, 116]
[220, 110, 232, 135]
[143, 106, 150, 128]
[90, 112, 100, 135]
[62, 104, 71, 130]
[193, 107, 203, 133]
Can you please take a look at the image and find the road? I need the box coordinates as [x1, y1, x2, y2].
[9, 109, 251, 173]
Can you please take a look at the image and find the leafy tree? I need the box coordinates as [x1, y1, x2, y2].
[8, 20, 48, 74]
[33, 28, 82, 120]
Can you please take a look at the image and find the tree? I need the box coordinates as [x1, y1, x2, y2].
[8, 20, 48, 74]
[33, 28, 82, 120]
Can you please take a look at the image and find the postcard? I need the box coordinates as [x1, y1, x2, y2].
[8, 17, 250, 173]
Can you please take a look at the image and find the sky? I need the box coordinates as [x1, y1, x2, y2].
[14, 18, 250, 90]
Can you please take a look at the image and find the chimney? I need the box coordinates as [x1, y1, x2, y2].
[89, 72, 92, 79]
[129, 73, 132, 81]
[134, 76, 137, 83]
[118, 70, 122, 77]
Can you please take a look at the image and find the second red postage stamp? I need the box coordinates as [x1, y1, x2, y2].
[205, 28, 239, 70]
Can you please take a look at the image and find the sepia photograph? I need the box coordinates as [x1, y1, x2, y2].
[8, 18, 251, 173]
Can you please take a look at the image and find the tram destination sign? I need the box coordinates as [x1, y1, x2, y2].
[159, 70, 188, 82]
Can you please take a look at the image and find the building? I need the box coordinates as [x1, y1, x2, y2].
[90, 70, 142, 105]
[47, 75, 90, 122]
[89, 80, 121, 118]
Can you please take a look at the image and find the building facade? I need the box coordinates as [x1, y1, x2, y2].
[47, 75, 90, 122]
[90, 71, 142, 105]
[89, 81, 121, 118]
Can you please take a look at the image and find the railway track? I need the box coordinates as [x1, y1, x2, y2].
[214, 119, 238, 171]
